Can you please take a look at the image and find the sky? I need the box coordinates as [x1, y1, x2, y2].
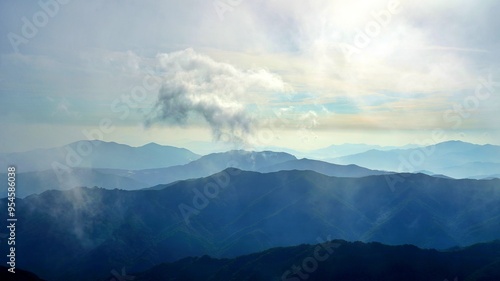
[1, 0, 499, 154]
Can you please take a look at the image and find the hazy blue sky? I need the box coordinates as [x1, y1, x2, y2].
[1, 0, 499, 153]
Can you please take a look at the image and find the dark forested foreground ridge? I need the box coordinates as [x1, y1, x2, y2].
[1, 169, 499, 281]
[125, 239, 500, 281]
[0, 266, 45, 281]
[3, 240, 500, 281]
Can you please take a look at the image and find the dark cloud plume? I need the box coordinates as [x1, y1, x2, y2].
[146, 49, 290, 144]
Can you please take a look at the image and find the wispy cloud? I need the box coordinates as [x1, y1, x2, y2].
[145, 49, 291, 144]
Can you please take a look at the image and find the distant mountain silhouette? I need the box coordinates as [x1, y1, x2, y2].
[0, 140, 200, 172]
[2, 169, 499, 281]
[259, 158, 391, 177]
[332, 141, 500, 178]
[129, 240, 500, 281]
[471, 174, 500, 180]
[102, 150, 298, 188]
[112, 152, 391, 190]
[437, 162, 500, 179]
[309, 143, 420, 159]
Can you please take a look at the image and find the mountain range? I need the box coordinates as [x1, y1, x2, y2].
[331, 141, 500, 179]
[111, 152, 391, 191]
[258, 158, 390, 177]
[4, 239, 500, 281]
[128, 239, 500, 281]
[0, 140, 200, 172]
[2, 169, 499, 281]
[1, 150, 391, 198]
[306, 143, 421, 159]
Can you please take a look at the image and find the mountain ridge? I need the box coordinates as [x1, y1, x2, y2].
[128, 239, 500, 281]
[2, 169, 499, 281]
[0, 140, 200, 172]
[331, 141, 500, 178]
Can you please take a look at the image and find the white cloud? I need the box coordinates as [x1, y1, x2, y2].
[146, 49, 291, 144]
